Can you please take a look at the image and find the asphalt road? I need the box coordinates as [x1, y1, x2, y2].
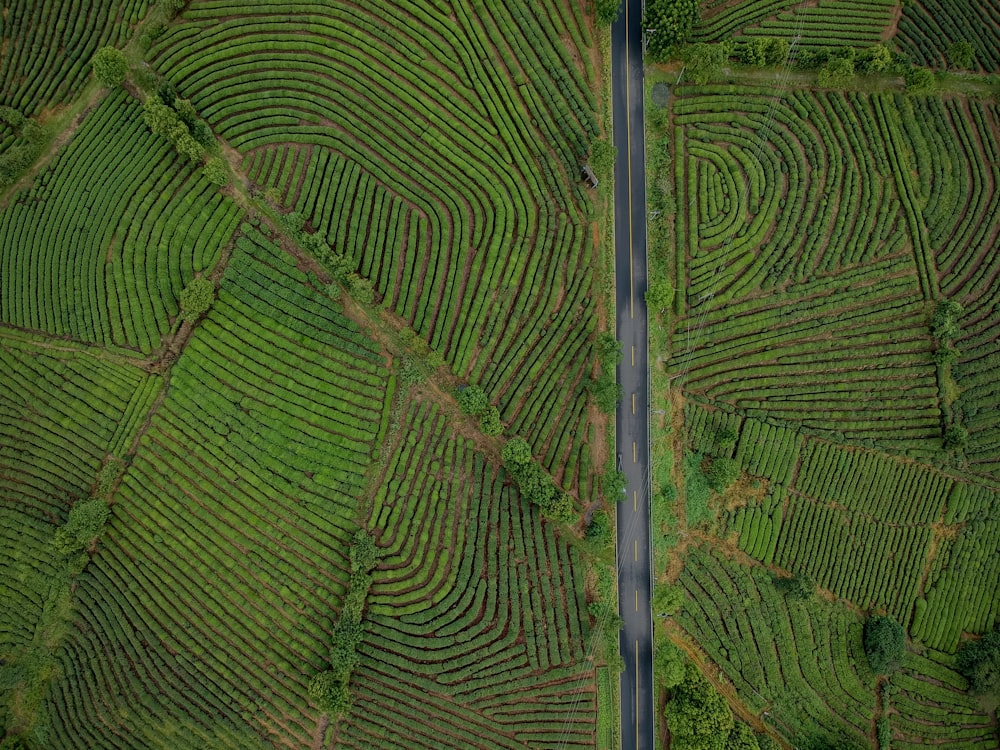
[611, 0, 654, 748]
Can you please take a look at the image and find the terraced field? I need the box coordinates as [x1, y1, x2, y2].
[656, 76, 1000, 748]
[0, 90, 241, 353]
[0, 332, 154, 695]
[1, 1, 606, 747]
[692, 0, 895, 50]
[897, 0, 1000, 71]
[346, 400, 594, 748]
[145, 0, 602, 492]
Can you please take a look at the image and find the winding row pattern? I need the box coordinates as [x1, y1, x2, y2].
[342, 399, 594, 749]
[896, 0, 1000, 72]
[46, 227, 391, 749]
[0, 0, 149, 116]
[0, 331, 150, 681]
[693, 0, 893, 49]
[671, 87, 942, 456]
[0, 90, 241, 353]
[677, 546, 875, 747]
[146, 0, 600, 493]
[895, 97, 1000, 478]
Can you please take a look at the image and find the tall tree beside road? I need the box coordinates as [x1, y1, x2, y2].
[643, 0, 699, 62]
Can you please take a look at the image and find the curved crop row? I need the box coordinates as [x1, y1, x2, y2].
[0, 0, 148, 116]
[146, 0, 600, 492]
[676, 546, 875, 746]
[0, 90, 241, 353]
[46, 227, 391, 749]
[896, 0, 1000, 72]
[345, 398, 594, 749]
[890, 651, 998, 749]
[671, 86, 943, 456]
[693, 0, 893, 48]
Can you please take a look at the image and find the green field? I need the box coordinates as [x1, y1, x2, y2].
[648, 1, 1000, 744]
[652, 43, 1000, 750]
[0, 0, 608, 747]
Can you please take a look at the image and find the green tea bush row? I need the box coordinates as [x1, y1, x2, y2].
[676, 546, 874, 745]
[794, 440, 952, 524]
[0, 0, 147, 117]
[774, 493, 931, 622]
[897, 0, 1000, 72]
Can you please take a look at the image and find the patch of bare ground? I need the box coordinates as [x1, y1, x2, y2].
[883, 1, 903, 41]
[312, 715, 330, 750]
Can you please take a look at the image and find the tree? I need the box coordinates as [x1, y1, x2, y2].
[590, 375, 623, 414]
[595, 0, 622, 24]
[943, 424, 969, 450]
[932, 300, 963, 342]
[817, 57, 855, 88]
[858, 44, 892, 73]
[956, 628, 1000, 697]
[775, 572, 814, 601]
[682, 43, 726, 85]
[644, 0, 699, 62]
[585, 509, 612, 545]
[479, 405, 503, 437]
[458, 385, 490, 416]
[654, 638, 686, 688]
[349, 530, 378, 574]
[864, 615, 905, 674]
[725, 723, 761, 750]
[667, 663, 734, 750]
[905, 67, 936, 96]
[948, 40, 976, 70]
[762, 38, 789, 66]
[502, 437, 533, 468]
[346, 273, 374, 304]
[544, 492, 577, 524]
[53, 498, 110, 554]
[203, 156, 228, 186]
[308, 670, 351, 715]
[91, 47, 128, 87]
[652, 583, 684, 616]
[596, 332, 623, 368]
[179, 277, 214, 320]
[706, 457, 739, 491]
[646, 279, 675, 314]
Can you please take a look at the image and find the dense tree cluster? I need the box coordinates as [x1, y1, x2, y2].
[864, 615, 905, 674]
[502, 438, 576, 523]
[644, 0, 699, 61]
[311, 529, 379, 717]
[0, 106, 45, 187]
[956, 629, 1000, 697]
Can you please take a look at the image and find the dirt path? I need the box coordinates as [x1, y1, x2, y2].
[662, 620, 790, 747]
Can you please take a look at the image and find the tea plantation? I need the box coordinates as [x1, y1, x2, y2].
[0, 0, 604, 747]
[652, 1, 1000, 744]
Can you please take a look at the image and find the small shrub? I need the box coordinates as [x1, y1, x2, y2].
[479, 406, 503, 437]
[706, 456, 739, 491]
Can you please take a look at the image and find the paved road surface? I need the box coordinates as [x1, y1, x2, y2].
[611, 0, 654, 748]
